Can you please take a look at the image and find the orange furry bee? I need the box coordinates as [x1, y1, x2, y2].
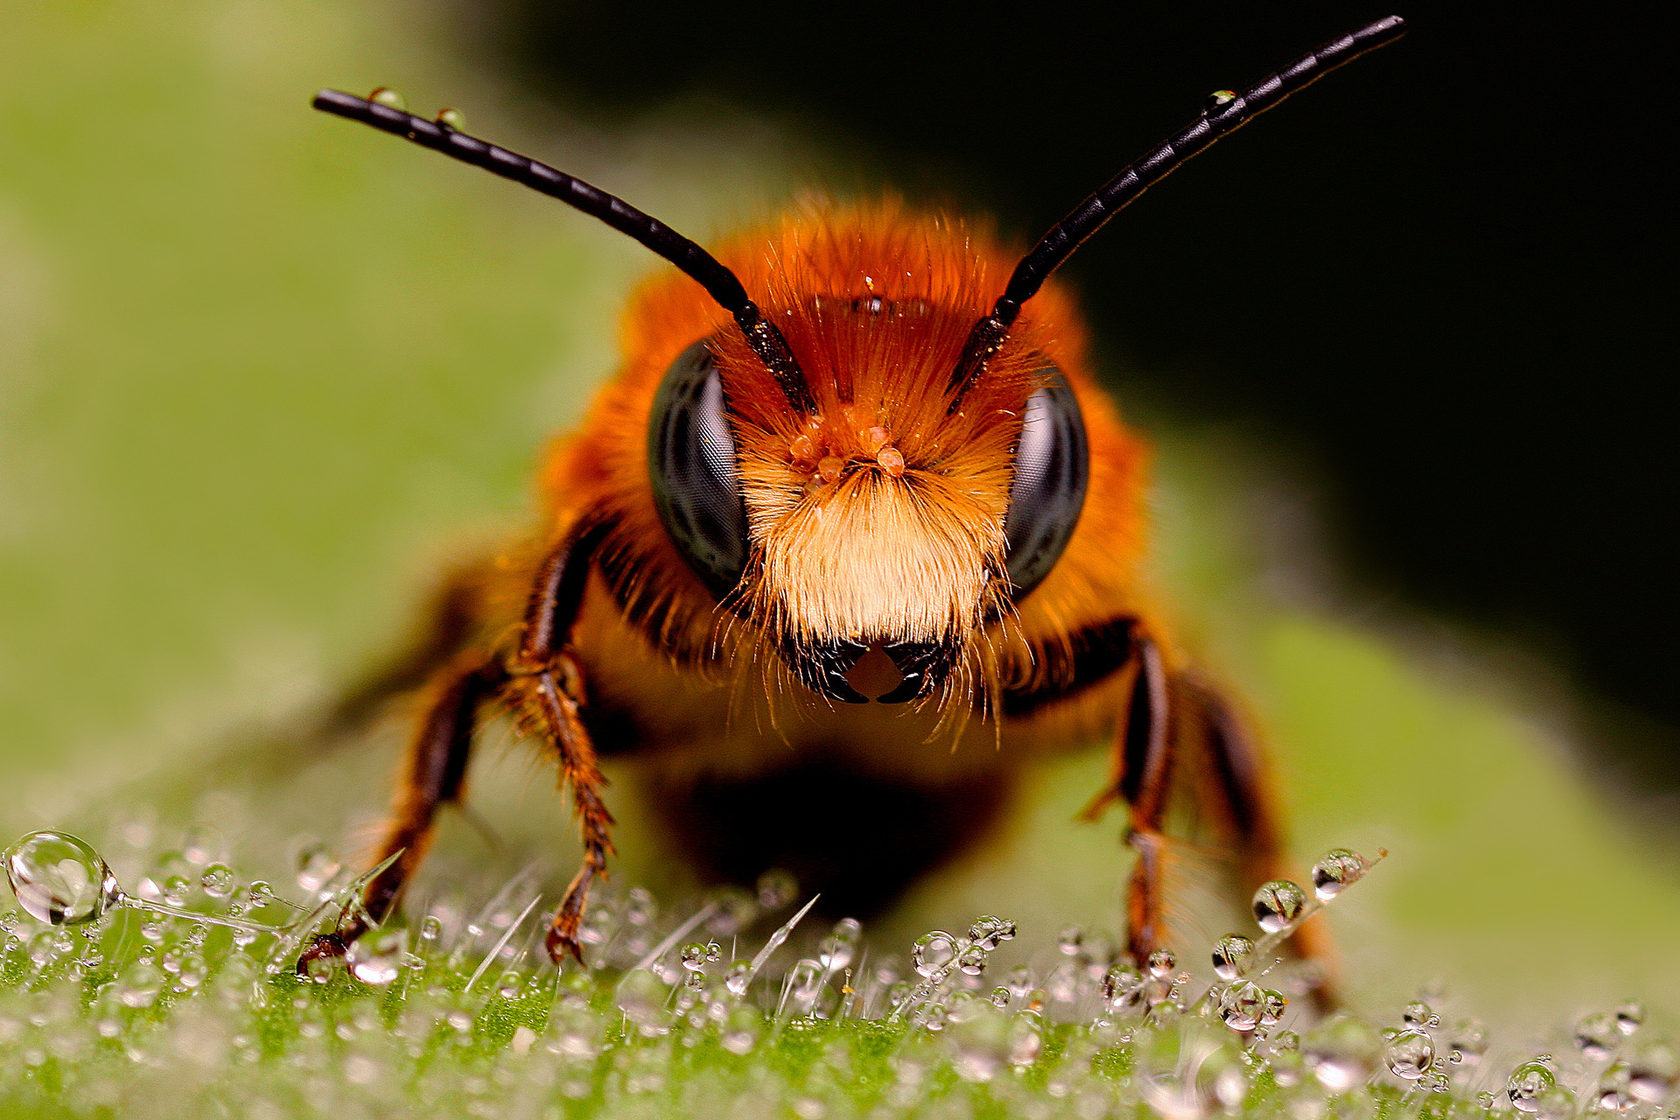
[301, 18, 1406, 976]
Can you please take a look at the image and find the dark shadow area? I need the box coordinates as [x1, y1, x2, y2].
[446, 4, 1676, 786]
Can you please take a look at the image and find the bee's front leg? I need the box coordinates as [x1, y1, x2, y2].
[503, 514, 617, 965]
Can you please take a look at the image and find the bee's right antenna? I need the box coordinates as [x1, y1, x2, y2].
[948, 15, 1407, 407]
[310, 90, 816, 415]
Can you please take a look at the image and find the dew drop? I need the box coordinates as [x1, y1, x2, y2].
[1401, 999, 1437, 1028]
[435, 107, 465, 131]
[756, 870, 797, 911]
[1575, 1010, 1621, 1059]
[1614, 1001, 1644, 1035]
[967, 914, 1016, 952]
[1310, 849, 1368, 901]
[199, 863, 235, 900]
[679, 942, 708, 973]
[1303, 1016, 1380, 1092]
[1204, 89, 1237, 114]
[1506, 1058, 1558, 1113]
[616, 970, 668, 1035]
[818, 918, 861, 970]
[346, 928, 407, 986]
[623, 887, 657, 926]
[949, 1012, 1009, 1083]
[1219, 981, 1266, 1031]
[1102, 964, 1145, 1011]
[720, 1006, 760, 1055]
[119, 961, 165, 1009]
[294, 845, 340, 894]
[1211, 935, 1255, 981]
[1625, 1041, 1680, 1104]
[956, 944, 988, 976]
[911, 931, 957, 978]
[1146, 948, 1177, 979]
[369, 87, 406, 111]
[784, 958, 824, 1010]
[1385, 1028, 1436, 1081]
[4, 831, 123, 926]
[1055, 926, 1085, 957]
[1251, 880, 1306, 933]
[724, 959, 753, 997]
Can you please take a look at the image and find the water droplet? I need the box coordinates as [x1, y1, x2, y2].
[1575, 1010, 1621, 1059]
[617, 970, 668, 1035]
[1304, 1016, 1380, 1092]
[1507, 1058, 1558, 1113]
[705, 886, 757, 936]
[623, 887, 657, 927]
[369, 87, 406, 111]
[435, 107, 465, 131]
[1625, 1040, 1679, 1104]
[1385, 1028, 1436, 1080]
[1219, 981, 1266, 1031]
[1309, 848, 1368, 901]
[818, 918, 861, 970]
[1205, 89, 1237, 114]
[1211, 935, 1255, 981]
[724, 959, 753, 997]
[756, 869, 797, 910]
[1009, 1012, 1044, 1066]
[956, 944, 988, 976]
[1251, 880, 1306, 933]
[967, 915, 1016, 951]
[346, 928, 407, 986]
[950, 1012, 1010, 1083]
[294, 844, 339, 894]
[784, 958, 824, 1011]
[1401, 999, 1437, 1028]
[989, 986, 1011, 1009]
[1258, 988, 1287, 1027]
[720, 1005, 760, 1055]
[1614, 1001, 1644, 1035]
[198, 863, 235, 900]
[1146, 948, 1177, 979]
[912, 931, 957, 978]
[679, 942, 708, 973]
[1103, 964, 1145, 1012]
[4, 831, 123, 925]
[1445, 1018, 1488, 1066]
[1056, 926, 1085, 956]
[119, 961, 165, 1008]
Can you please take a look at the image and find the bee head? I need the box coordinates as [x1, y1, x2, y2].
[645, 207, 1090, 705]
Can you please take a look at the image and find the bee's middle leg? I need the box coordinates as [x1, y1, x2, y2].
[299, 651, 505, 971]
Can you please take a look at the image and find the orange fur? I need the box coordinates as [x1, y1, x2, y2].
[533, 201, 1154, 761]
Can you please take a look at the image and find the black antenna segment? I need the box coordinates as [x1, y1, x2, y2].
[948, 15, 1407, 405]
[311, 89, 815, 414]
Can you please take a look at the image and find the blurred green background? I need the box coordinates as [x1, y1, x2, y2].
[3, 1, 1676, 1034]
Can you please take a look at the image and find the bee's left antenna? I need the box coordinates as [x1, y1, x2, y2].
[311, 89, 814, 414]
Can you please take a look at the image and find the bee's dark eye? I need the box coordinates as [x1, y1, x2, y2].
[1004, 368, 1089, 599]
[648, 341, 748, 599]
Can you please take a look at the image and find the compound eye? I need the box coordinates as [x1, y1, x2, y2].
[1004, 367, 1089, 599]
[648, 341, 748, 599]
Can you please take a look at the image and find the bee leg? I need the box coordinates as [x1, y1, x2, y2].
[1109, 631, 1174, 965]
[503, 516, 617, 966]
[298, 652, 505, 973]
[1178, 673, 1337, 1008]
[319, 558, 494, 736]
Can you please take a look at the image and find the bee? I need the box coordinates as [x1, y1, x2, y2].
[300, 18, 1406, 980]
